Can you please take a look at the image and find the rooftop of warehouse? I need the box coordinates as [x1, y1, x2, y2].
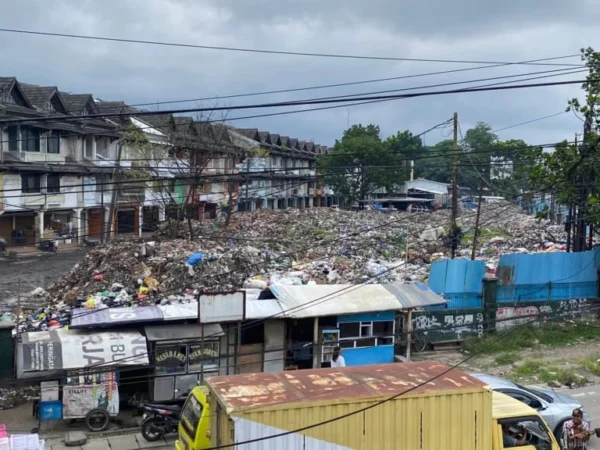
[207, 361, 486, 412]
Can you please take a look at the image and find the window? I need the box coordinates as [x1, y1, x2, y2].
[154, 345, 187, 375]
[21, 173, 41, 193]
[339, 322, 360, 339]
[47, 132, 60, 154]
[338, 320, 395, 348]
[47, 174, 60, 193]
[7, 126, 18, 151]
[155, 342, 221, 376]
[188, 342, 220, 372]
[22, 127, 40, 152]
[181, 394, 203, 438]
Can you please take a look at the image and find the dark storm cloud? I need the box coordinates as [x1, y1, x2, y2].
[0, 0, 593, 145]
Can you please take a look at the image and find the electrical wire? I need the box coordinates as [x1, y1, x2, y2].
[128, 58, 587, 107]
[203, 312, 595, 448]
[0, 28, 583, 66]
[0, 78, 594, 125]
[33, 199, 587, 372]
[9, 306, 596, 394]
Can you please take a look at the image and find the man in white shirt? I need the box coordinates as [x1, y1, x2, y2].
[330, 347, 346, 368]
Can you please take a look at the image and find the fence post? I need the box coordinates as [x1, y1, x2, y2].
[482, 276, 499, 333]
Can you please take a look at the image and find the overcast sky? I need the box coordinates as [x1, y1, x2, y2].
[1, 0, 596, 146]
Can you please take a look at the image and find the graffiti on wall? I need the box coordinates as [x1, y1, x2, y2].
[413, 312, 485, 339]
[496, 299, 589, 329]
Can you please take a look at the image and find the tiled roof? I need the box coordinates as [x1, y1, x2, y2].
[60, 92, 96, 114]
[141, 113, 174, 132]
[279, 136, 290, 148]
[258, 131, 271, 144]
[0, 77, 16, 92]
[95, 101, 126, 115]
[235, 128, 260, 141]
[19, 83, 57, 109]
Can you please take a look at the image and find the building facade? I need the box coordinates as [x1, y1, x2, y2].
[0, 76, 338, 250]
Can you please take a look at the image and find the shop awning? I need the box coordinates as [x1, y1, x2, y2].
[268, 282, 446, 319]
[144, 323, 224, 342]
[17, 329, 148, 375]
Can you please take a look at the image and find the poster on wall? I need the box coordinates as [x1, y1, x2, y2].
[63, 379, 119, 418]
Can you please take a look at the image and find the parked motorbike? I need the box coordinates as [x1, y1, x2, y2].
[140, 403, 182, 441]
[139, 389, 189, 442]
[39, 240, 57, 253]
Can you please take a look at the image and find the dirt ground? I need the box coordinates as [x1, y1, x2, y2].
[416, 339, 600, 384]
[0, 249, 86, 313]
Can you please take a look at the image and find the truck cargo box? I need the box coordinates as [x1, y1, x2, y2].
[206, 361, 493, 450]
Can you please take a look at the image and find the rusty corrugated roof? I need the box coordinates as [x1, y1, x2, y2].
[207, 361, 485, 413]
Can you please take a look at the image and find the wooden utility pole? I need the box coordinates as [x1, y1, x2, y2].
[471, 183, 484, 260]
[106, 143, 123, 242]
[450, 112, 459, 259]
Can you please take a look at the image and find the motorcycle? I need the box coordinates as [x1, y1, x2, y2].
[139, 389, 189, 442]
[39, 240, 57, 253]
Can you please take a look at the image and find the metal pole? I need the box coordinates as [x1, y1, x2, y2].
[450, 112, 459, 259]
[100, 179, 105, 243]
[245, 158, 250, 211]
[471, 183, 484, 260]
[405, 309, 413, 362]
[106, 143, 123, 242]
[16, 274, 21, 336]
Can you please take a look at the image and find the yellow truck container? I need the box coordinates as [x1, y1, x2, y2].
[176, 361, 561, 450]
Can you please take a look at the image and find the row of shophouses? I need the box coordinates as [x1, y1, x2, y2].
[0, 77, 340, 248]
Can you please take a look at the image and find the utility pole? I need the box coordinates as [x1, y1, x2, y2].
[106, 143, 122, 242]
[471, 183, 484, 260]
[100, 179, 105, 243]
[16, 274, 21, 336]
[245, 158, 250, 211]
[450, 112, 459, 259]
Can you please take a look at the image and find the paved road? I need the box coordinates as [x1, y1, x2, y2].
[0, 249, 86, 313]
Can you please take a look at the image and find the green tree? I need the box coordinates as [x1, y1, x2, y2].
[318, 124, 405, 205]
[528, 47, 600, 250]
[418, 140, 454, 183]
[384, 130, 424, 161]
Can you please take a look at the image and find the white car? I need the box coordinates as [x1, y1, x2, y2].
[470, 373, 590, 443]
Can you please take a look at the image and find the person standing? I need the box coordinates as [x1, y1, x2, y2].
[330, 347, 346, 368]
[563, 408, 591, 450]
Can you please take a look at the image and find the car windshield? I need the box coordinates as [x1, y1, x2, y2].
[516, 383, 553, 403]
[181, 394, 203, 438]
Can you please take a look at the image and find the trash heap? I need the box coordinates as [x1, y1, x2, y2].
[27, 204, 568, 325]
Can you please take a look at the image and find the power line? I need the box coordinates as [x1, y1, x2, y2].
[0, 78, 593, 126]
[0, 28, 583, 66]
[0, 67, 584, 134]
[204, 312, 591, 448]
[129, 59, 586, 107]
[493, 111, 569, 133]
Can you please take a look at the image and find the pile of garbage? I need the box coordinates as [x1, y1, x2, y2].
[28, 204, 567, 319]
[0, 386, 38, 409]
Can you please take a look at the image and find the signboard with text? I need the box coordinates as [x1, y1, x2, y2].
[70, 302, 198, 328]
[21, 329, 148, 372]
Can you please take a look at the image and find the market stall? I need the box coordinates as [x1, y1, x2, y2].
[16, 329, 149, 432]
